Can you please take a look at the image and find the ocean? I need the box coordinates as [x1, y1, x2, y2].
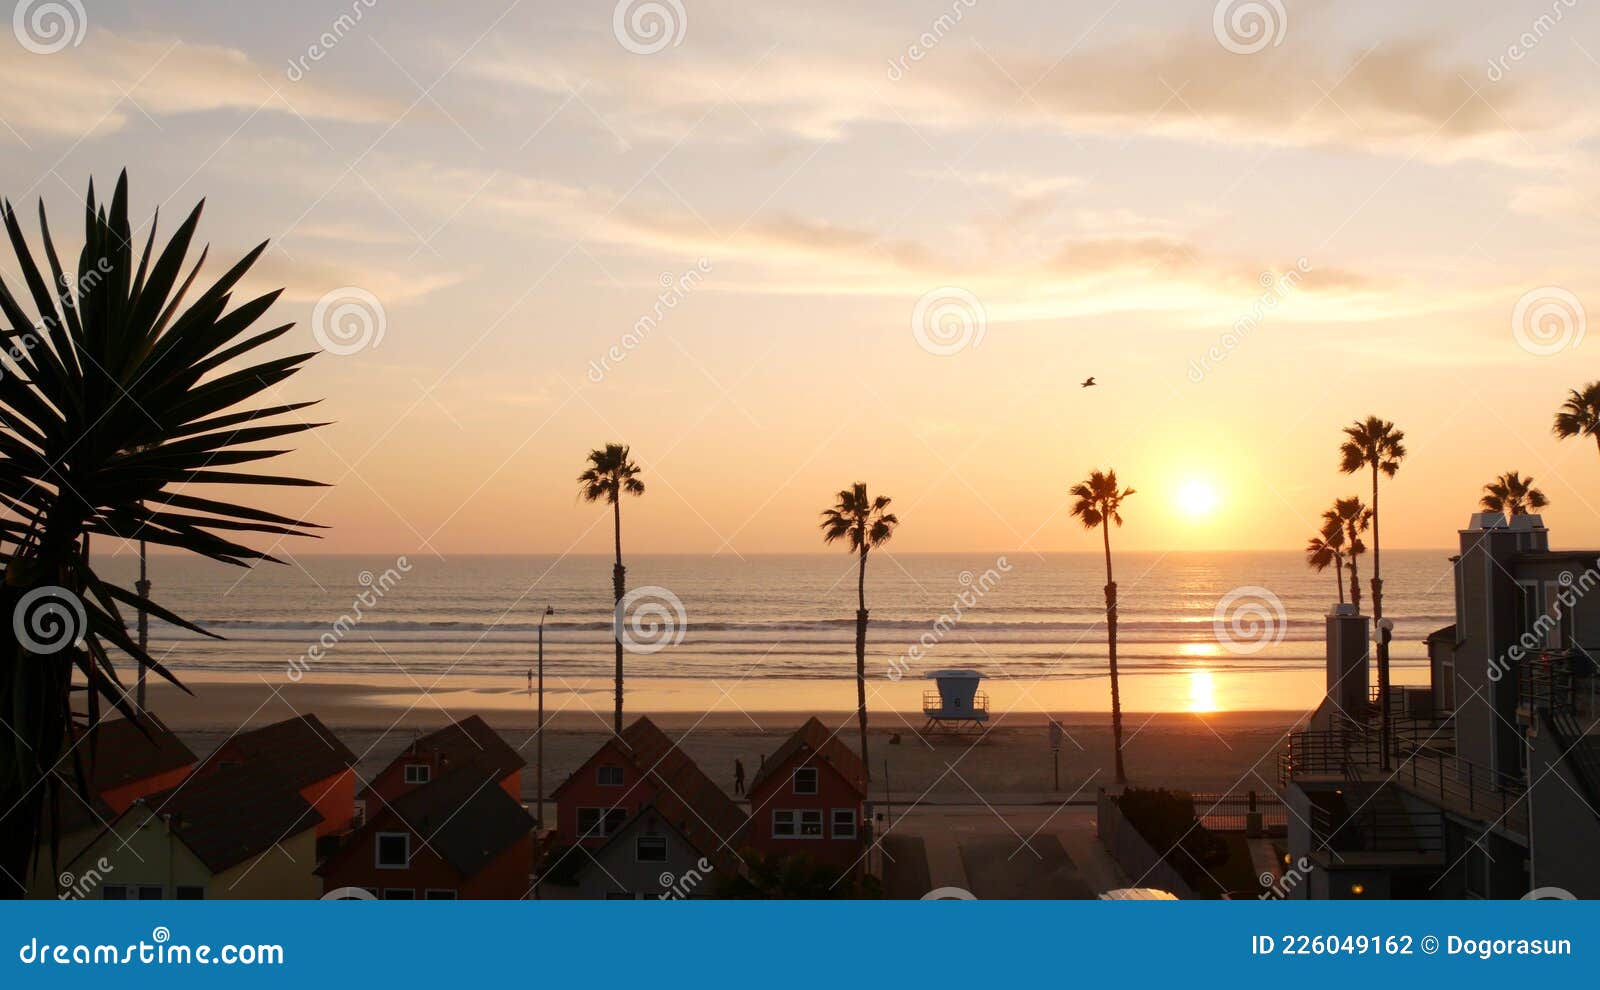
[91, 549, 1454, 691]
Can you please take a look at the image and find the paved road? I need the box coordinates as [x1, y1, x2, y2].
[879, 805, 1125, 899]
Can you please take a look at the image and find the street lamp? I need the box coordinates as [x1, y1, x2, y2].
[537, 605, 553, 831]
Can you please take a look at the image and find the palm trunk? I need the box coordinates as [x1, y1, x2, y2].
[854, 547, 871, 784]
[1347, 548, 1361, 614]
[1370, 467, 1390, 769]
[1102, 521, 1125, 785]
[1333, 557, 1345, 605]
[612, 498, 625, 735]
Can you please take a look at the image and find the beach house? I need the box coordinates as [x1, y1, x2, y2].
[1281, 513, 1600, 898]
[194, 714, 359, 842]
[316, 762, 536, 899]
[361, 715, 524, 814]
[744, 717, 868, 872]
[24, 714, 198, 898]
[65, 761, 325, 899]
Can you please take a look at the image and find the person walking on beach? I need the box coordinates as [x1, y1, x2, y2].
[733, 759, 746, 796]
[526, 668, 533, 692]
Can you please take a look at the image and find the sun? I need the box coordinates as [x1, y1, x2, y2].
[1176, 479, 1220, 518]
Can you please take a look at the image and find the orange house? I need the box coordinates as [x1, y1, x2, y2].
[194, 714, 357, 839]
[745, 717, 868, 872]
[317, 763, 535, 899]
[552, 716, 745, 856]
[362, 715, 523, 813]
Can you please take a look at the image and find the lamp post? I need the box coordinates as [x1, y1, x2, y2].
[135, 503, 150, 712]
[1377, 617, 1394, 771]
[537, 606, 553, 830]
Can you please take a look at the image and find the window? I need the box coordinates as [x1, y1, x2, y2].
[137, 886, 163, 900]
[101, 885, 127, 900]
[636, 834, 668, 863]
[597, 765, 625, 787]
[404, 764, 431, 785]
[175, 886, 205, 900]
[832, 809, 857, 839]
[799, 810, 824, 837]
[605, 892, 638, 900]
[383, 888, 416, 900]
[376, 832, 411, 869]
[424, 889, 457, 900]
[577, 807, 629, 838]
[773, 810, 796, 837]
[793, 767, 819, 794]
[774, 810, 823, 838]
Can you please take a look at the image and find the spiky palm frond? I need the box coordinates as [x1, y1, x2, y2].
[0, 173, 326, 891]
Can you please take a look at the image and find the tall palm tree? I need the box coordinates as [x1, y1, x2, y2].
[578, 443, 645, 734]
[1322, 497, 1370, 613]
[1339, 416, 1405, 764]
[1304, 532, 1345, 605]
[820, 483, 898, 781]
[1069, 469, 1136, 785]
[1553, 382, 1600, 459]
[0, 173, 327, 896]
[1480, 471, 1548, 521]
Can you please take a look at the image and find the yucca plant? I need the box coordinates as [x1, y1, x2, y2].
[0, 173, 326, 897]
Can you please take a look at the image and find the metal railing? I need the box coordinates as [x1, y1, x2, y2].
[922, 690, 988, 714]
[1519, 648, 1599, 721]
[1309, 803, 1444, 854]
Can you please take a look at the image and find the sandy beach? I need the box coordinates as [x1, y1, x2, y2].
[141, 675, 1310, 804]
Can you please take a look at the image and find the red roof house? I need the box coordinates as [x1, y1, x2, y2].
[362, 715, 523, 812]
[194, 714, 358, 838]
[745, 717, 868, 871]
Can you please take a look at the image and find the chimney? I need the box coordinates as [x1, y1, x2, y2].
[1325, 604, 1370, 716]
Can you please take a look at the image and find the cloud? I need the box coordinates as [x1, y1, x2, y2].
[244, 251, 463, 305]
[0, 31, 406, 141]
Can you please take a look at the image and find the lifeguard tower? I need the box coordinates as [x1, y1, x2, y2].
[921, 669, 989, 732]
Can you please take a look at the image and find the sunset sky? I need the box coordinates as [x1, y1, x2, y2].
[3, 0, 1598, 556]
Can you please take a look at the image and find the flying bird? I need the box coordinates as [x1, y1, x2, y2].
[1081, 377, 1096, 388]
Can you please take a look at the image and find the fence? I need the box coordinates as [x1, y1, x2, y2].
[1189, 790, 1288, 835]
[1095, 788, 1196, 900]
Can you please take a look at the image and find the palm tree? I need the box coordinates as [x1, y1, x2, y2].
[578, 444, 645, 734]
[1304, 532, 1345, 605]
[1339, 416, 1405, 765]
[1322, 497, 1370, 612]
[1480, 471, 1548, 521]
[820, 483, 898, 781]
[0, 174, 327, 896]
[1069, 469, 1136, 785]
[1553, 382, 1600, 459]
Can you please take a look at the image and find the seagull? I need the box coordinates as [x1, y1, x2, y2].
[1081, 377, 1096, 388]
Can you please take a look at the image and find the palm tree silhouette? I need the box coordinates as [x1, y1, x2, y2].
[1480, 471, 1548, 522]
[820, 483, 898, 780]
[1339, 416, 1405, 765]
[578, 443, 645, 734]
[1304, 532, 1345, 605]
[1069, 469, 1135, 785]
[1553, 382, 1600, 459]
[1322, 497, 1370, 612]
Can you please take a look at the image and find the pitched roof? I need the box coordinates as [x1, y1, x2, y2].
[593, 796, 742, 876]
[74, 714, 198, 796]
[199, 714, 356, 791]
[145, 763, 324, 873]
[748, 717, 868, 797]
[346, 764, 533, 879]
[362, 716, 522, 799]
